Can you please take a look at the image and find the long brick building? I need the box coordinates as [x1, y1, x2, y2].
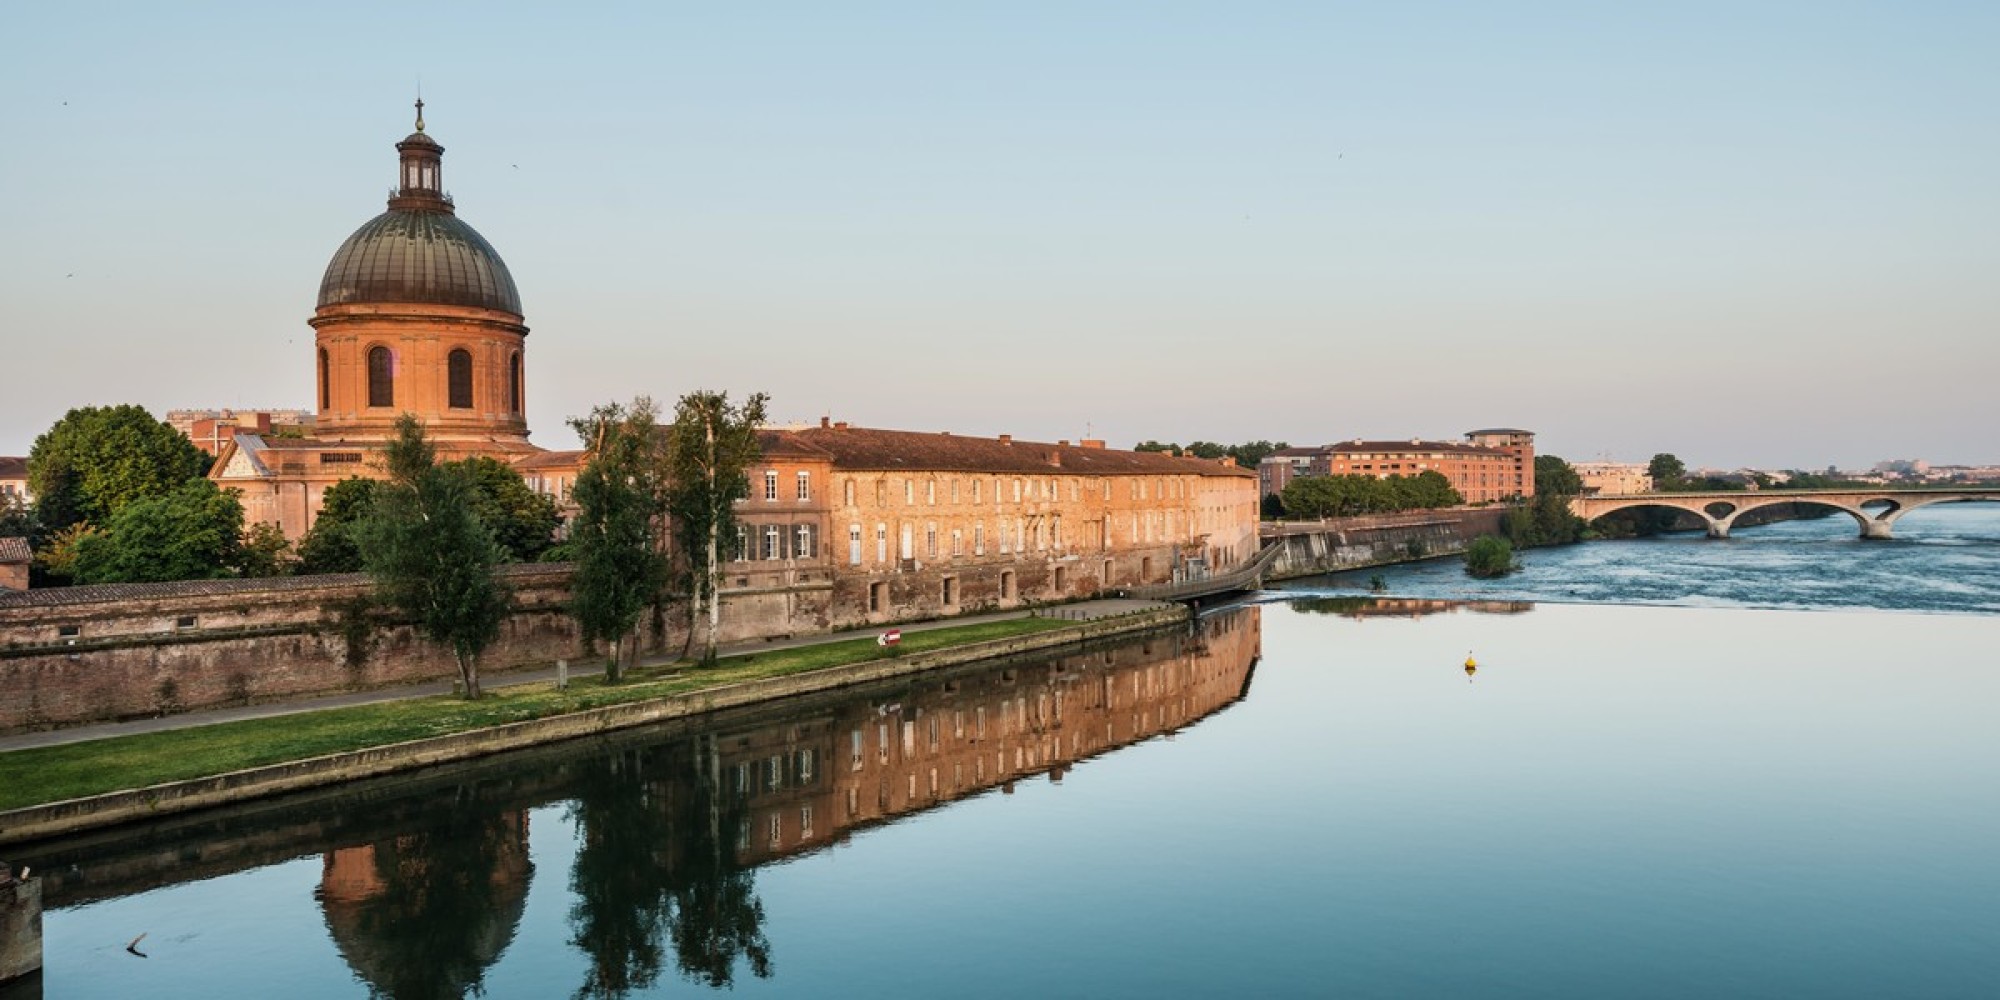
[1258, 429, 1534, 505]
[203, 104, 1259, 629]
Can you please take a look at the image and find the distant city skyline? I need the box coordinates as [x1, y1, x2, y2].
[3, 3, 1994, 469]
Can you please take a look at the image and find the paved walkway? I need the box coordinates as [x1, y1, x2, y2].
[0, 599, 1173, 753]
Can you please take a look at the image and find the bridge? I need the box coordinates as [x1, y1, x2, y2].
[1570, 488, 2000, 540]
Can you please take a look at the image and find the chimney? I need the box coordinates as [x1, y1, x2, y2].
[1057, 440, 1069, 446]
[999, 434, 1012, 445]
[820, 416, 830, 429]
[1080, 439, 1106, 449]
[834, 421, 849, 430]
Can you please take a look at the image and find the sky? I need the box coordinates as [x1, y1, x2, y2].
[2, 2, 1995, 470]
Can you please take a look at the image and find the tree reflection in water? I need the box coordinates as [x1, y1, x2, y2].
[565, 739, 772, 997]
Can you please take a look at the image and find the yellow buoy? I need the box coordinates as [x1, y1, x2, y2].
[1464, 652, 1477, 680]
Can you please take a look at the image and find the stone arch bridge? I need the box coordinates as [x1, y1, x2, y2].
[1571, 488, 2000, 540]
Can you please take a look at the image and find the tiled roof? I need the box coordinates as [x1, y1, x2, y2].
[0, 456, 26, 479]
[512, 449, 585, 471]
[0, 562, 571, 610]
[1320, 440, 1510, 457]
[0, 537, 29, 563]
[787, 426, 1253, 478]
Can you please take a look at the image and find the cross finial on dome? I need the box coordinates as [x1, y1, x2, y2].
[414, 96, 426, 133]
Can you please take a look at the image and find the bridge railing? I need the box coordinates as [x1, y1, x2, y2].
[1120, 539, 1286, 602]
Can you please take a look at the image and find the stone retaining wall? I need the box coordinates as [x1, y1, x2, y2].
[1263, 508, 1507, 580]
[0, 606, 1188, 845]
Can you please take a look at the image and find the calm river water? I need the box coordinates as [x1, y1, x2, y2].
[10, 506, 1998, 998]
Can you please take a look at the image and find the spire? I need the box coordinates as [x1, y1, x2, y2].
[414, 96, 426, 133]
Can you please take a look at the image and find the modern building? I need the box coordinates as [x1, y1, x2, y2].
[1573, 461, 1652, 495]
[1258, 429, 1535, 505]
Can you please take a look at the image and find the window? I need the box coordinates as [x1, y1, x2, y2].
[974, 522, 984, 555]
[876, 523, 888, 562]
[904, 480, 914, 505]
[876, 480, 887, 505]
[849, 524, 862, 565]
[972, 479, 982, 504]
[764, 525, 781, 560]
[735, 525, 748, 561]
[951, 479, 960, 504]
[900, 523, 913, 560]
[1012, 479, 1022, 503]
[1054, 515, 1063, 549]
[951, 528, 963, 556]
[927, 480, 936, 505]
[869, 581, 888, 613]
[508, 352, 522, 413]
[175, 615, 197, 630]
[925, 523, 938, 558]
[765, 470, 778, 501]
[851, 729, 865, 770]
[797, 471, 811, 501]
[942, 576, 957, 606]
[447, 348, 473, 409]
[317, 348, 330, 409]
[367, 346, 394, 407]
[795, 523, 815, 559]
[845, 480, 855, 506]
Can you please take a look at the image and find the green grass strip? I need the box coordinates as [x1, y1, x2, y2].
[0, 617, 1071, 812]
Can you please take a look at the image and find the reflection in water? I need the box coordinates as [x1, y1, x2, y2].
[1288, 595, 1535, 619]
[317, 809, 532, 1000]
[20, 608, 1262, 998]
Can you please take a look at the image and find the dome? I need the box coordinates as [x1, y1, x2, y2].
[317, 209, 523, 315]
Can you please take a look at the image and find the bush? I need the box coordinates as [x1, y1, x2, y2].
[1463, 535, 1517, 578]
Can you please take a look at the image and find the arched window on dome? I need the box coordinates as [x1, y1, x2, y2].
[508, 352, 522, 414]
[318, 348, 330, 410]
[368, 347, 394, 408]
[447, 349, 474, 409]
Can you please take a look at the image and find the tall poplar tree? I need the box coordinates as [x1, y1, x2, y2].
[567, 398, 671, 683]
[663, 391, 766, 665]
[357, 416, 509, 699]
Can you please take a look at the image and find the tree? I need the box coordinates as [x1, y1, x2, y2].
[1133, 440, 1182, 456]
[27, 404, 210, 532]
[295, 477, 380, 575]
[70, 479, 246, 584]
[1184, 441, 1230, 460]
[664, 391, 767, 664]
[356, 416, 510, 700]
[237, 521, 295, 578]
[1228, 441, 1288, 469]
[1396, 470, 1464, 509]
[1502, 492, 1586, 548]
[1464, 535, 1517, 578]
[1648, 453, 1686, 489]
[1535, 455, 1583, 496]
[567, 398, 672, 683]
[447, 455, 562, 563]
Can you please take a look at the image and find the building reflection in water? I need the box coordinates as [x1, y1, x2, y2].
[1287, 595, 1534, 619]
[23, 608, 1261, 999]
[316, 809, 533, 1000]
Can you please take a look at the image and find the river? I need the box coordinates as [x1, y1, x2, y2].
[8, 506, 1997, 998]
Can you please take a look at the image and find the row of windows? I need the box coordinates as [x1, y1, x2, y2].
[732, 523, 819, 562]
[317, 346, 522, 414]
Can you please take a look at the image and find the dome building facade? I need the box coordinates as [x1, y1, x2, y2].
[210, 104, 558, 539]
[311, 103, 533, 449]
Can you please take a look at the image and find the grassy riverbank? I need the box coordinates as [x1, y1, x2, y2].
[0, 617, 1069, 812]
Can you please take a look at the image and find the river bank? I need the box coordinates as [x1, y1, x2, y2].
[0, 603, 1187, 846]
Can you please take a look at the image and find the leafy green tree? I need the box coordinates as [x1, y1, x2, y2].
[1464, 535, 1517, 578]
[1396, 470, 1463, 509]
[1227, 440, 1288, 469]
[447, 455, 562, 563]
[28, 404, 210, 531]
[237, 521, 295, 578]
[0, 497, 39, 551]
[1535, 455, 1583, 496]
[568, 398, 672, 683]
[1502, 492, 1586, 548]
[1648, 453, 1686, 490]
[356, 416, 510, 700]
[296, 477, 380, 574]
[665, 392, 767, 664]
[70, 479, 245, 583]
[1133, 440, 1182, 456]
[1184, 441, 1230, 460]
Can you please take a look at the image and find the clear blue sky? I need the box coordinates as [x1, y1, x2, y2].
[3, 2, 1994, 469]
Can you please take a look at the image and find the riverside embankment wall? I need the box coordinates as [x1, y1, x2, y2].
[0, 565, 835, 734]
[0, 605, 1188, 845]
[1262, 508, 1507, 581]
